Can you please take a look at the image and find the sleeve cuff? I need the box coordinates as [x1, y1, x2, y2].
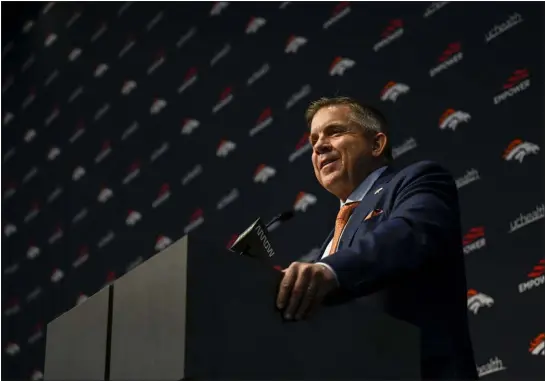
[316, 262, 339, 286]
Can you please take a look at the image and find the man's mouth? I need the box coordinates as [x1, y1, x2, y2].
[320, 158, 338, 170]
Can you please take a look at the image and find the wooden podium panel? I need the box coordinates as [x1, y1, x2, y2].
[109, 236, 188, 381]
[44, 286, 111, 381]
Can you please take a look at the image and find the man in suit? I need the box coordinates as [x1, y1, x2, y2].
[276, 96, 478, 380]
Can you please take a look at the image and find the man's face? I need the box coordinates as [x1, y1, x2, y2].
[309, 105, 375, 200]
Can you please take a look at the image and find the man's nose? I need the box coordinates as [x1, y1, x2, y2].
[313, 136, 331, 154]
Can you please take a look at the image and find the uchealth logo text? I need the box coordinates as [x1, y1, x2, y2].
[423, 2, 449, 18]
[286, 84, 311, 109]
[217, 188, 239, 210]
[503, 139, 539, 163]
[4, 263, 19, 276]
[518, 259, 544, 294]
[509, 203, 544, 233]
[182, 164, 203, 186]
[72, 208, 88, 225]
[493, 69, 530, 105]
[255, 224, 276, 257]
[212, 86, 234, 113]
[184, 208, 204, 234]
[456, 168, 480, 189]
[380, 81, 409, 102]
[323, 1, 351, 29]
[429, 42, 463, 77]
[210, 44, 230, 67]
[122, 121, 139, 140]
[373, 19, 404, 52]
[485, 13, 523, 43]
[294, 192, 317, 212]
[126, 256, 143, 273]
[146, 11, 163, 32]
[249, 108, 273, 137]
[439, 109, 471, 130]
[529, 333, 545, 356]
[97, 231, 115, 249]
[4, 147, 16, 163]
[329, 57, 355, 76]
[23, 167, 39, 184]
[150, 142, 169, 162]
[254, 165, 276, 183]
[3, 111, 14, 126]
[178, 67, 198, 94]
[176, 27, 196, 49]
[392, 137, 417, 159]
[467, 289, 494, 315]
[285, 35, 307, 54]
[289, 133, 312, 162]
[26, 287, 42, 303]
[477, 357, 507, 377]
[47, 186, 63, 204]
[247, 63, 270, 86]
[94, 103, 110, 121]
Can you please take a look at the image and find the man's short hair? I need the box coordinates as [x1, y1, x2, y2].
[305, 96, 393, 161]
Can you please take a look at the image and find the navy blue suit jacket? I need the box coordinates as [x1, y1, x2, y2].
[309, 161, 478, 380]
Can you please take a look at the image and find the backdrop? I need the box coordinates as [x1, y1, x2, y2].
[2, 2, 544, 380]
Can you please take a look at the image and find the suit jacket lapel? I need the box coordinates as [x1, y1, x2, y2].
[337, 167, 396, 251]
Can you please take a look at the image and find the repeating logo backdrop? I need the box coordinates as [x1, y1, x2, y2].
[2, 2, 544, 380]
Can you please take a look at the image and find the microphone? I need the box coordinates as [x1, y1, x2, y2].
[265, 210, 294, 230]
[229, 210, 294, 260]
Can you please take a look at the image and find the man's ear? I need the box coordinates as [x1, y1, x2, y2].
[372, 133, 388, 157]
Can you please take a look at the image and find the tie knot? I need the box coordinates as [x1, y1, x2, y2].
[336, 202, 360, 224]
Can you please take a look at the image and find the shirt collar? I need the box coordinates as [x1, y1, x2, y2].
[340, 166, 388, 207]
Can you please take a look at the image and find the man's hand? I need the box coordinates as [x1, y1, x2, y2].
[276, 262, 338, 321]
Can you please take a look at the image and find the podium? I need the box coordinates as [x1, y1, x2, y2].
[44, 235, 420, 380]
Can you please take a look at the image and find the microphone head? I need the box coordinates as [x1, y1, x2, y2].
[278, 210, 294, 221]
[229, 218, 276, 259]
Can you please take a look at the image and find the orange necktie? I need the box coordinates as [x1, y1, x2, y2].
[328, 202, 360, 255]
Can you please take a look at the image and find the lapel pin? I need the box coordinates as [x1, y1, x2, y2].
[374, 187, 383, 195]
